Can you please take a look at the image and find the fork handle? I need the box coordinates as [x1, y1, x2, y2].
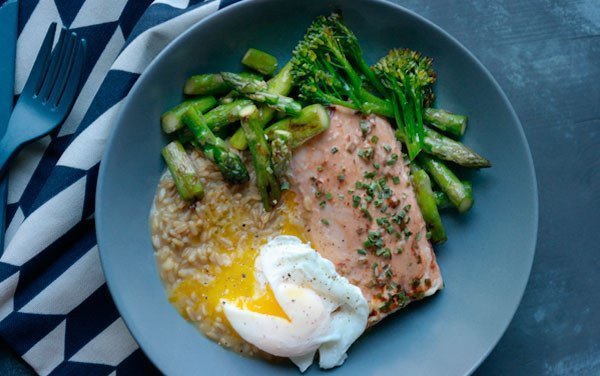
[0, 130, 23, 180]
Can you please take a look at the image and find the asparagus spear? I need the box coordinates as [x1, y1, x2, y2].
[183, 71, 262, 96]
[161, 96, 218, 134]
[240, 105, 281, 211]
[269, 130, 292, 178]
[419, 155, 473, 213]
[411, 166, 446, 243]
[434, 181, 472, 210]
[424, 108, 467, 138]
[203, 99, 254, 134]
[434, 190, 452, 210]
[176, 127, 194, 145]
[396, 126, 491, 168]
[229, 62, 295, 150]
[161, 141, 204, 201]
[265, 104, 330, 148]
[182, 107, 249, 184]
[265, 104, 331, 178]
[221, 72, 302, 116]
[423, 127, 490, 168]
[241, 48, 278, 75]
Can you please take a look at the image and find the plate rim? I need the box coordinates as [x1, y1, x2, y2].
[96, 0, 539, 374]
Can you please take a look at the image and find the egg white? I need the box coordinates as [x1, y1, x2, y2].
[223, 236, 369, 372]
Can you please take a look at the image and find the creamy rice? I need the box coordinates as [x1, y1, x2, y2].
[150, 150, 301, 358]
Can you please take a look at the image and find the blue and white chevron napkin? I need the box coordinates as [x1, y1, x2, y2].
[0, 0, 241, 374]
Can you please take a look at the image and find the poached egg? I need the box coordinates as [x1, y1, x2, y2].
[223, 236, 368, 371]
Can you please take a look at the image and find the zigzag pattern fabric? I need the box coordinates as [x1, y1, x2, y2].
[0, 0, 240, 374]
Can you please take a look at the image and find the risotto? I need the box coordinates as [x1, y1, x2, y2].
[150, 150, 306, 358]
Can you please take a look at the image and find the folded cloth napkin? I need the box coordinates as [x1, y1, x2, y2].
[0, 0, 241, 374]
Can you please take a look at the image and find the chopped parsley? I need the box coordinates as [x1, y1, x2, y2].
[363, 171, 376, 179]
[361, 207, 372, 221]
[360, 120, 370, 137]
[358, 147, 374, 162]
[387, 153, 399, 165]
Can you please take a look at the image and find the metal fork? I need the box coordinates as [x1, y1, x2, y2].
[0, 23, 86, 178]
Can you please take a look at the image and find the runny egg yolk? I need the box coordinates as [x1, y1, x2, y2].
[169, 191, 306, 329]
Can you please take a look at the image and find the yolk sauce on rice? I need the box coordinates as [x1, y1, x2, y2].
[169, 191, 307, 331]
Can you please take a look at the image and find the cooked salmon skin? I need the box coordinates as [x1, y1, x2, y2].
[289, 106, 443, 325]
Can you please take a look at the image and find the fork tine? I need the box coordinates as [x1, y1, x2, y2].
[21, 23, 57, 96]
[49, 32, 78, 106]
[57, 39, 86, 115]
[39, 28, 70, 100]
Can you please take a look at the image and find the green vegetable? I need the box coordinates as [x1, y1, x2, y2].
[434, 181, 472, 210]
[291, 13, 389, 114]
[269, 130, 292, 178]
[424, 108, 467, 138]
[241, 48, 278, 75]
[267, 104, 330, 177]
[420, 155, 473, 213]
[396, 127, 490, 168]
[434, 190, 452, 210]
[411, 167, 446, 243]
[220, 72, 302, 116]
[265, 104, 330, 148]
[202, 99, 254, 134]
[183, 71, 261, 96]
[161, 96, 218, 134]
[240, 105, 281, 211]
[161, 141, 204, 201]
[229, 62, 295, 150]
[421, 127, 490, 168]
[291, 13, 489, 167]
[182, 107, 249, 184]
[372, 49, 436, 160]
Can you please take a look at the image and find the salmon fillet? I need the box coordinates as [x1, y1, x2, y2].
[289, 106, 443, 326]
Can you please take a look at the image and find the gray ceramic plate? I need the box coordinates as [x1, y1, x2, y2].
[96, 0, 538, 374]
